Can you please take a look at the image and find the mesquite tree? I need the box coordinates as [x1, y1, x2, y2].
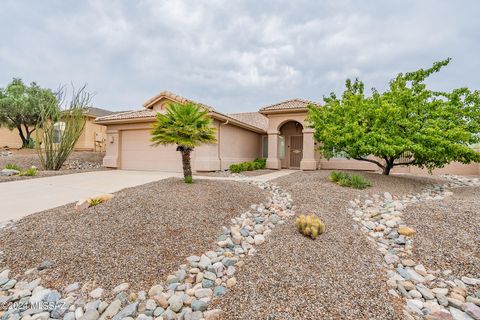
[36, 85, 92, 170]
[0, 78, 57, 148]
[150, 102, 217, 182]
[308, 59, 480, 175]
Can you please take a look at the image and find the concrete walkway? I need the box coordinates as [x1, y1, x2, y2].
[0, 170, 181, 222]
[194, 169, 297, 182]
[0, 169, 297, 223]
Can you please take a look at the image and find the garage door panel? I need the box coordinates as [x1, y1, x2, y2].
[121, 130, 183, 172]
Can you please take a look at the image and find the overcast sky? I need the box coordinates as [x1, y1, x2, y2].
[1, 0, 479, 113]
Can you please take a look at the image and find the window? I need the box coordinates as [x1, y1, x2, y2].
[262, 136, 268, 158]
[332, 147, 348, 159]
[53, 122, 65, 144]
[278, 136, 286, 160]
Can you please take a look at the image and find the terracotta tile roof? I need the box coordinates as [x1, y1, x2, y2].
[227, 112, 268, 131]
[143, 90, 216, 111]
[259, 98, 320, 112]
[85, 107, 117, 118]
[96, 109, 157, 122]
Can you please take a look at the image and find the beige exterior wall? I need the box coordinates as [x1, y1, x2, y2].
[102, 117, 262, 172]
[318, 157, 480, 175]
[0, 127, 23, 149]
[74, 117, 108, 151]
[218, 121, 262, 170]
[264, 111, 318, 170]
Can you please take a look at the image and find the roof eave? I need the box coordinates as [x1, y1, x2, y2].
[95, 117, 156, 125]
[259, 107, 310, 115]
[209, 111, 266, 133]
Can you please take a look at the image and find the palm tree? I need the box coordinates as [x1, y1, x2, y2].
[151, 102, 217, 182]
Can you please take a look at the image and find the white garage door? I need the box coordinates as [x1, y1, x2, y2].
[121, 129, 183, 172]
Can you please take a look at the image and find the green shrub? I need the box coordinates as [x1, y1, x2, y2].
[229, 158, 267, 173]
[184, 175, 193, 184]
[254, 158, 266, 169]
[240, 162, 251, 171]
[4, 163, 23, 171]
[19, 167, 38, 176]
[229, 164, 242, 173]
[329, 171, 371, 189]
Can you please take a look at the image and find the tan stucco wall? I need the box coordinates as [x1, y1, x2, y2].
[102, 118, 262, 172]
[319, 158, 480, 175]
[0, 127, 23, 149]
[74, 117, 107, 151]
[218, 121, 262, 170]
[264, 112, 318, 170]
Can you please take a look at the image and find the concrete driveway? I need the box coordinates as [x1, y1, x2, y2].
[0, 170, 181, 222]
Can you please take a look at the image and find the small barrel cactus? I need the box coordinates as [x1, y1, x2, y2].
[295, 214, 325, 239]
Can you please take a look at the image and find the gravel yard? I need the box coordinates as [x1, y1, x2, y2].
[214, 170, 446, 320]
[196, 169, 275, 177]
[404, 186, 480, 278]
[0, 150, 106, 182]
[0, 178, 268, 296]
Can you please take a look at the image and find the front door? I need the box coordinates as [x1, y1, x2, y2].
[289, 135, 303, 168]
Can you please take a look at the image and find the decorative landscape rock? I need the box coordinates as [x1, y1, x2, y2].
[0, 174, 294, 320]
[0, 168, 19, 176]
[348, 175, 480, 319]
[75, 194, 114, 211]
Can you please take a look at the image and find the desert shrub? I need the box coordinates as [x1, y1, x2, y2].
[88, 198, 104, 207]
[295, 214, 325, 240]
[4, 163, 22, 171]
[329, 171, 370, 189]
[349, 174, 371, 189]
[19, 167, 38, 176]
[184, 175, 193, 184]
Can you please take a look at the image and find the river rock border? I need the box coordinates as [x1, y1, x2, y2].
[348, 175, 480, 320]
[0, 177, 294, 320]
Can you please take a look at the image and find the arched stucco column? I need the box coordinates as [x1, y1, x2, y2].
[300, 128, 317, 170]
[266, 130, 281, 169]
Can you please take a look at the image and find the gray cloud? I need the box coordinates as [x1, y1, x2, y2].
[1, 0, 479, 112]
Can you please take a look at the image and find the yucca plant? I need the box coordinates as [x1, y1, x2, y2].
[4, 163, 22, 171]
[19, 166, 37, 176]
[150, 102, 217, 182]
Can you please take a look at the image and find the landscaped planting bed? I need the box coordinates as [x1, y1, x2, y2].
[0, 178, 268, 295]
[214, 171, 445, 319]
[0, 150, 106, 182]
[404, 186, 480, 278]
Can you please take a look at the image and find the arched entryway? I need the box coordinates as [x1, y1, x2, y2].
[278, 121, 303, 169]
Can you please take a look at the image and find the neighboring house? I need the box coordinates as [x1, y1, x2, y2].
[74, 107, 117, 152]
[0, 107, 115, 151]
[0, 127, 24, 149]
[96, 91, 480, 175]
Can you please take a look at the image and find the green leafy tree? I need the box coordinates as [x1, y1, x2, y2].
[150, 102, 217, 182]
[0, 78, 57, 147]
[308, 59, 480, 175]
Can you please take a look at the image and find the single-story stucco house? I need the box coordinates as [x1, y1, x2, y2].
[0, 107, 114, 151]
[96, 91, 480, 175]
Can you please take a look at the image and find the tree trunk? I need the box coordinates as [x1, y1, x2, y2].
[382, 163, 393, 175]
[16, 124, 29, 147]
[181, 149, 192, 178]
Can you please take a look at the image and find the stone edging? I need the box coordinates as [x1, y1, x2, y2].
[0, 176, 294, 320]
[348, 175, 480, 320]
